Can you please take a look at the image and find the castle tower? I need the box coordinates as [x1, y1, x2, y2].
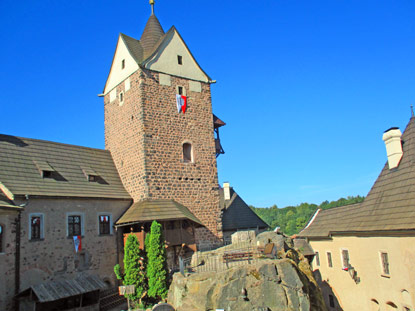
[103, 2, 223, 244]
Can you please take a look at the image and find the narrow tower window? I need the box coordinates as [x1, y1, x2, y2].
[121, 59, 125, 69]
[119, 92, 124, 104]
[177, 55, 183, 65]
[327, 252, 333, 267]
[178, 86, 183, 95]
[183, 143, 193, 163]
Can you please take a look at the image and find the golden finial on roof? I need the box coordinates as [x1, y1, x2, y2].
[150, 0, 155, 15]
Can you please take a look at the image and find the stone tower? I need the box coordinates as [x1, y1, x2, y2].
[102, 2, 223, 245]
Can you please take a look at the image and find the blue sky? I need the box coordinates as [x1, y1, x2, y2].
[1, 1, 414, 207]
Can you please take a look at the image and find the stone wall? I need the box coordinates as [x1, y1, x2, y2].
[0, 213, 18, 311]
[105, 68, 222, 245]
[0, 197, 131, 311]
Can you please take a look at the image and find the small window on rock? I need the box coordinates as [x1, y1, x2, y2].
[121, 59, 125, 69]
[183, 143, 192, 163]
[178, 86, 183, 95]
[30, 215, 43, 240]
[342, 249, 350, 270]
[68, 215, 82, 237]
[119, 92, 124, 103]
[177, 55, 183, 65]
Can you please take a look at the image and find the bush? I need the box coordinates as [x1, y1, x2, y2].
[146, 221, 168, 300]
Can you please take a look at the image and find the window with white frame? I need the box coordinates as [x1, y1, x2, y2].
[29, 213, 44, 240]
[341, 249, 350, 270]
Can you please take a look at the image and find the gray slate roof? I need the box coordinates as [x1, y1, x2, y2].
[300, 117, 415, 238]
[220, 187, 269, 231]
[115, 199, 202, 226]
[0, 134, 131, 199]
[18, 274, 106, 302]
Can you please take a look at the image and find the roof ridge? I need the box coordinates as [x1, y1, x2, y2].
[0, 133, 108, 153]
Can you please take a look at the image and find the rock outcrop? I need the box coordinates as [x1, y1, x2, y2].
[168, 232, 327, 311]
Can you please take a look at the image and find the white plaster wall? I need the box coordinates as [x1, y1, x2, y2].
[309, 236, 415, 311]
[144, 31, 209, 83]
[104, 37, 139, 94]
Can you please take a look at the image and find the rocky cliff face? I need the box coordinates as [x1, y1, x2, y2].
[168, 232, 327, 311]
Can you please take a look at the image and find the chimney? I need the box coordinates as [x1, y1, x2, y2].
[223, 182, 231, 200]
[382, 127, 403, 169]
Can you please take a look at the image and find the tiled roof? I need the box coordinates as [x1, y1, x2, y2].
[220, 187, 269, 231]
[115, 199, 202, 226]
[300, 117, 415, 238]
[0, 196, 22, 211]
[0, 134, 131, 199]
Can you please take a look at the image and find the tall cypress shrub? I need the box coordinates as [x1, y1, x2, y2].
[146, 220, 168, 299]
[114, 234, 146, 303]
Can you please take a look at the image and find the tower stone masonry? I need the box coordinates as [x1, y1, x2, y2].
[104, 9, 223, 245]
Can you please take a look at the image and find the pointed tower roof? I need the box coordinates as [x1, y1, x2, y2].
[140, 9, 165, 59]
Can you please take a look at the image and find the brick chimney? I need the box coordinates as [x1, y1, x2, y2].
[223, 182, 231, 201]
[382, 127, 403, 169]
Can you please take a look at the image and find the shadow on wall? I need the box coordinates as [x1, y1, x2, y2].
[313, 269, 343, 311]
[0, 135, 28, 147]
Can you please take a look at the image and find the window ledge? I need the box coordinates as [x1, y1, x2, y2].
[99, 234, 114, 237]
[29, 238, 44, 242]
[381, 274, 391, 278]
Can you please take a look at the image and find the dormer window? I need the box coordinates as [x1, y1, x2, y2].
[177, 55, 183, 65]
[33, 160, 55, 178]
[183, 142, 193, 163]
[121, 59, 125, 69]
[81, 166, 99, 182]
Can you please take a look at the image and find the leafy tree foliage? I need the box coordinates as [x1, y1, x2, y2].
[252, 196, 365, 236]
[114, 234, 147, 303]
[146, 221, 168, 300]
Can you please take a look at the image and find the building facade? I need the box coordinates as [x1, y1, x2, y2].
[299, 117, 415, 311]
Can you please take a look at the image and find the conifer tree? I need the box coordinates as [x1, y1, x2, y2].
[114, 234, 147, 303]
[146, 220, 168, 300]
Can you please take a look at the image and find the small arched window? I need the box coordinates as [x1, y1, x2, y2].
[0, 224, 3, 253]
[183, 143, 193, 163]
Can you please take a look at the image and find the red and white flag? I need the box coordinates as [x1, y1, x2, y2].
[176, 94, 187, 114]
[73, 235, 82, 253]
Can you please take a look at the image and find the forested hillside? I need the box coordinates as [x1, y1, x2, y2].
[252, 196, 365, 236]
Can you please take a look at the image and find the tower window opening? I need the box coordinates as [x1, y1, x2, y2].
[178, 86, 183, 95]
[177, 55, 183, 65]
[183, 143, 193, 163]
[119, 92, 124, 104]
[121, 59, 125, 69]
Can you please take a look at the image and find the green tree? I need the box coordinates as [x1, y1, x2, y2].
[146, 221, 168, 300]
[114, 234, 147, 304]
